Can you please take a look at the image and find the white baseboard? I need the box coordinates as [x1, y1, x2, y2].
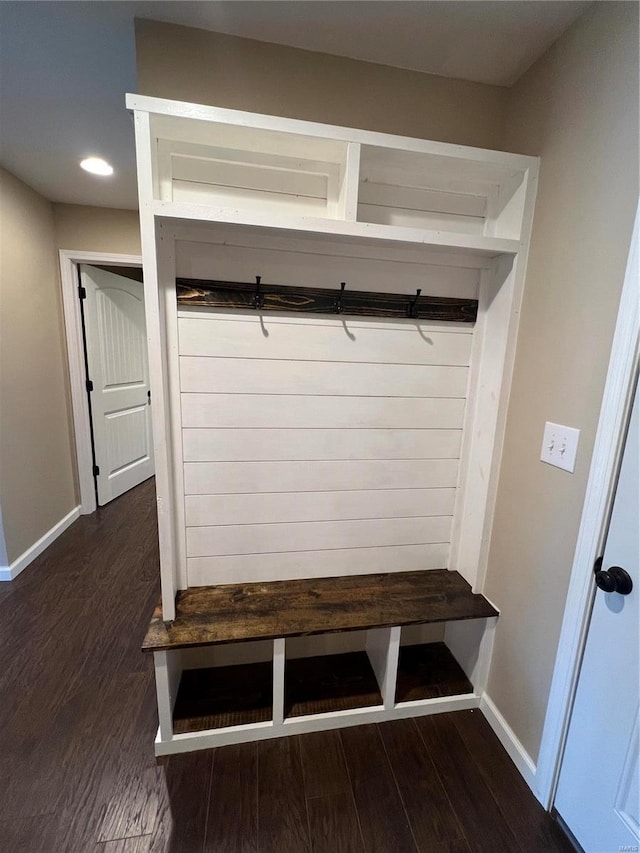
[480, 693, 540, 802]
[0, 506, 80, 581]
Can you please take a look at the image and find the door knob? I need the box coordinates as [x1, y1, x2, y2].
[594, 562, 633, 596]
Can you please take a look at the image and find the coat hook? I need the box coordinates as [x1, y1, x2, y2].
[335, 281, 346, 314]
[253, 275, 263, 310]
[407, 288, 422, 319]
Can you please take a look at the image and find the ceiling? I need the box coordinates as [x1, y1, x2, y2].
[0, 1, 591, 210]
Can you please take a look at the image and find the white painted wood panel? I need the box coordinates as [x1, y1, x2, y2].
[185, 488, 456, 526]
[153, 122, 349, 173]
[173, 182, 329, 216]
[180, 358, 468, 398]
[183, 428, 461, 462]
[184, 459, 458, 494]
[178, 317, 473, 365]
[186, 516, 451, 557]
[172, 155, 331, 199]
[179, 308, 474, 332]
[181, 394, 465, 430]
[357, 204, 484, 234]
[358, 182, 486, 218]
[187, 542, 449, 586]
[367, 626, 401, 709]
[175, 234, 480, 299]
[358, 183, 485, 233]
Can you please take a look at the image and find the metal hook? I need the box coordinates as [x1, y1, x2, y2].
[407, 288, 422, 319]
[335, 281, 346, 314]
[253, 275, 263, 310]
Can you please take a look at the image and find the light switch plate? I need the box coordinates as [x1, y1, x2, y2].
[541, 422, 580, 472]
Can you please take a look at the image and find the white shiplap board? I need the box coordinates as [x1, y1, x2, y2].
[182, 428, 461, 462]
[178, 311, 472, 585]
[186, 516, 452, 557]
[180, 357, 469, 397]
[185, 488, 456, 526]
[183, 459, 459, 494]
[181, 395, 465, 430]
[187, 543, 450, 586]
[178, 316, 473, 365]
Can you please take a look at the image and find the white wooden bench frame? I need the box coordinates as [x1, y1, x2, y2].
[127, 94, 538, 755]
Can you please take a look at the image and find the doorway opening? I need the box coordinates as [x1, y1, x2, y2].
[60, 250, 152, 514]
[78, 264, 154, 507]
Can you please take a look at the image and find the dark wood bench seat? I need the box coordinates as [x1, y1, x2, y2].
[142, 569, 499, 652]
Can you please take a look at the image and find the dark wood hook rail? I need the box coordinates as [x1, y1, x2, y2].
[176, 278, 478, 322]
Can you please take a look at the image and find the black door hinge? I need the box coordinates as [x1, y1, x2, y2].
[86, 379, 94, 393]
[93, 464, 100, 477]
[78, 285, 87, 300]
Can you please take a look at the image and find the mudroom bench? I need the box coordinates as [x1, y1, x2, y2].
[127, 93, 537, 756]
[143, 570, 498, 754]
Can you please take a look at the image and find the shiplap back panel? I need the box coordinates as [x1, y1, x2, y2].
[178, 311, 472, 585]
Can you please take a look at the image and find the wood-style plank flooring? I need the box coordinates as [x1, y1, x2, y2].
[0, 479, 574, 853]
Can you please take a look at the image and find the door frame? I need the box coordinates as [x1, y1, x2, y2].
[59, 249, 143, 515]
[535, 201, 640, 808]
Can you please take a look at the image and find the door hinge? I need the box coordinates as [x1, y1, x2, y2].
[93, 464, 100, 477]
[78, 285, 87, 300]
[86, 379, 94, 393]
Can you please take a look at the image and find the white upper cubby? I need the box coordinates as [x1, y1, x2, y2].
[128, 95, 536, 255]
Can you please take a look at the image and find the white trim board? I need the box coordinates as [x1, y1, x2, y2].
[535, 200, 640, 809]
[0, 506, 80, 581]
[480, 693, 538, 797]
[0, 502, 8, 569]
[154, 693, 480, 756]
[59, 250, 143, 515]
[126, 93, 538, 173]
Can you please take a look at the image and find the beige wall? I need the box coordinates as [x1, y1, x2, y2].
[0, 168, 77, 563]
[0, 190, 141, 567]
[485, 1, 639, 761]
[135, 20, 507, 150]
[53, 204, 141, 256]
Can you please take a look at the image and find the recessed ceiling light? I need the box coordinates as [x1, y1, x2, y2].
[80, 157, 114, 176]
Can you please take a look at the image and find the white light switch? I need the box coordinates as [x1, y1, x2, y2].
[540, 422, 580, 472]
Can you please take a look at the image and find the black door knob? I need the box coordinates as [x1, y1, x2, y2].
[594, 565, 633, 595]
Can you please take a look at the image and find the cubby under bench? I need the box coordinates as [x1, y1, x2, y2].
[144, 570, 498, 756]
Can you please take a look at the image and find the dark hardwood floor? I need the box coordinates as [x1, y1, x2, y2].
[0, 479, 574, 853]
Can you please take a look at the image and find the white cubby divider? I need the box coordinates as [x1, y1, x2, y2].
[154, 618, 494, 756]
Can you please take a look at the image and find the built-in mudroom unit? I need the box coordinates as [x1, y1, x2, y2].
[127, 93, 538, 756]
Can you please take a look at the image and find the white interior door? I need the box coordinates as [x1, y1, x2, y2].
[81, 265, 154, 506]
[555, 378, 639, 852]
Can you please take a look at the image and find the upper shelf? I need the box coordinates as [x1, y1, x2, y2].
[153, 201, 521, 258]
[128, 94, 537, 255]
